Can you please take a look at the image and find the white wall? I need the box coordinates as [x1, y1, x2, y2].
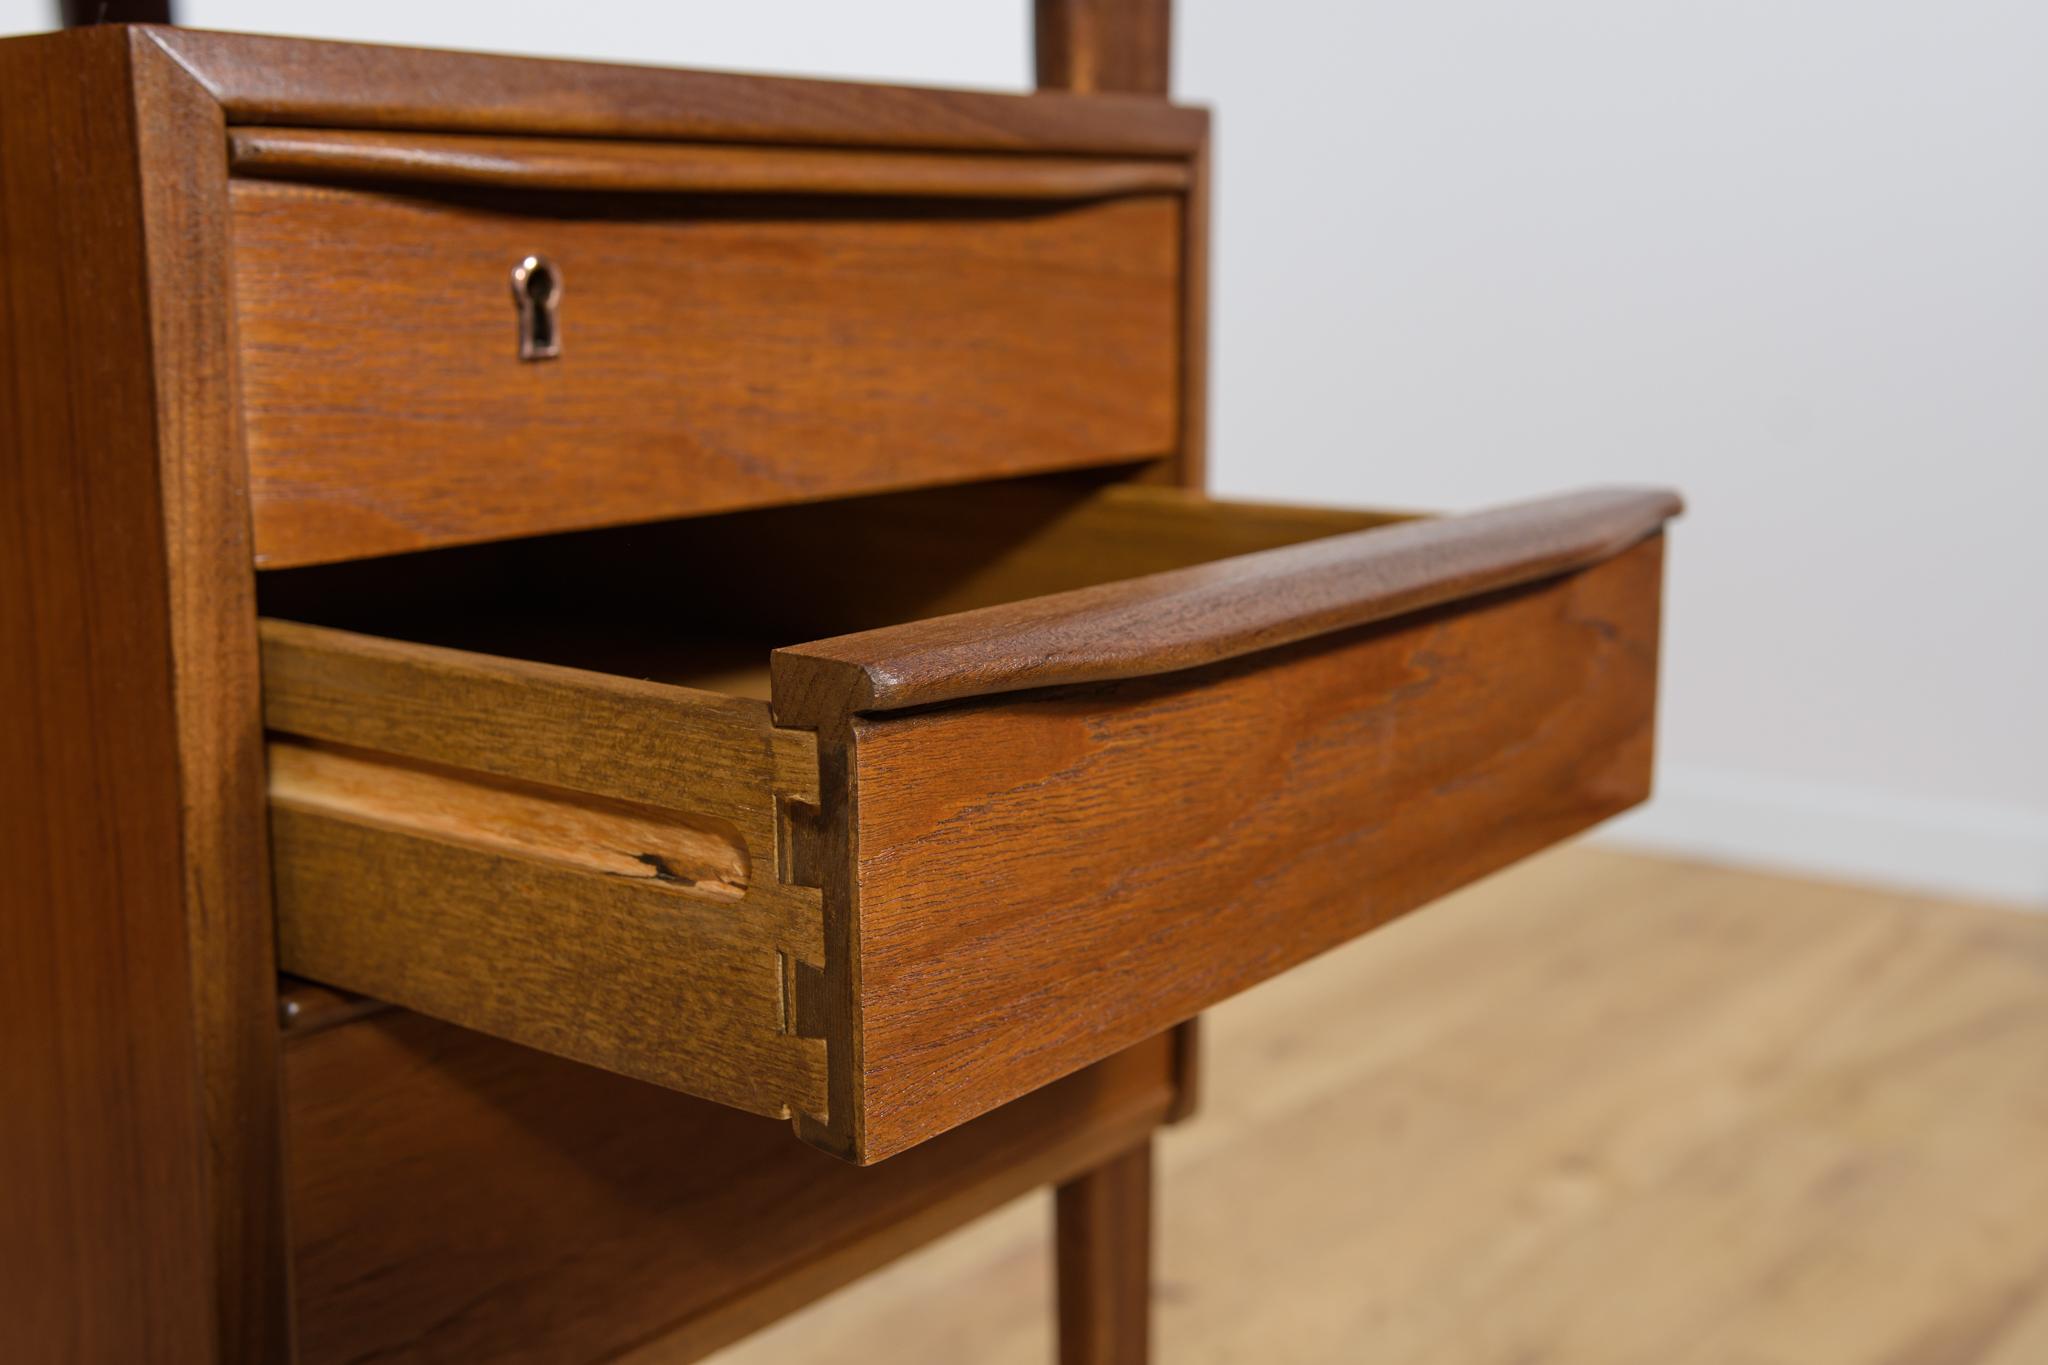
[1175, 1, 2048, 907]
[12, 2, 2045, 905]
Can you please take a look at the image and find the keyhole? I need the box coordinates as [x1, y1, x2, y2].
[511, 255, 562, 360]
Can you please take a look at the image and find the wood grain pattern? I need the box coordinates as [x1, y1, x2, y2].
[233, 179, 1182, 566]
[286, 1014, 1182, 1365]
[1056, 1141, 1156, 1365]
[230, 128, 1189, 199]
[841, 535, 1666, 1159]
[0, 27, 287, 1363]
[148, 27, 1206, 155]
[1037, 0, 1175, 95]
[262, 619, 827, 1122]
[772, 486, 1680, 726]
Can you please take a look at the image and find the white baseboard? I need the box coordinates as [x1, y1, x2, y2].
[1594, 765, 2048, 910]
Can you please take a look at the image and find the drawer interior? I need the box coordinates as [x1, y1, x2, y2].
[258, 471, 1401, 695]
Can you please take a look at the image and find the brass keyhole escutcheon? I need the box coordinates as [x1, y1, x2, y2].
[511, 255, 562, 361]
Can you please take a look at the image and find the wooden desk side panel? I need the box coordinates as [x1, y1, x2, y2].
[0, 28, 288, 1363]
[848, 537, 1666, 1159]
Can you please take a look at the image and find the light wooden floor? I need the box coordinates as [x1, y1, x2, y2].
[711, 846, 2048, 1365]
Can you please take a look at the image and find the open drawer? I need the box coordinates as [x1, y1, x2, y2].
[260, 478, 1679, 1163]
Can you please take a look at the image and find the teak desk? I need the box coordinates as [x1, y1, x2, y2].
[0, 11, 1679, 1362]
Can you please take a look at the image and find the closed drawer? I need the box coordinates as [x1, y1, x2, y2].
[229, 133, 1185, 568]
[260, 480, 1679, 1162]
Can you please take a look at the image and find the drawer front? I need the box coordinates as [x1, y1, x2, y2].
[838, 535, 1662, 1158]
[232, 168, 1182, 567]
[262, 484, 1677, 1163]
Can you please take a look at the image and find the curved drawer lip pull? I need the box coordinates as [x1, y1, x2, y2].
[228, 128, 1193, 202]
[770, 485, 1684, 726]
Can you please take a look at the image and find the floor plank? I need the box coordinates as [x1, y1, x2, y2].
[709, 847, 2048, 1364]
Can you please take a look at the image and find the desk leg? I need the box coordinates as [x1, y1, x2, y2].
[1055, 1137, 1154, 1364]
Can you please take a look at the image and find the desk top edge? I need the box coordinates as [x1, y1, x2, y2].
[0, 26, 1210, 156]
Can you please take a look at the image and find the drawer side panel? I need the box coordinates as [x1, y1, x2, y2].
[261, 620, 828, 1124]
